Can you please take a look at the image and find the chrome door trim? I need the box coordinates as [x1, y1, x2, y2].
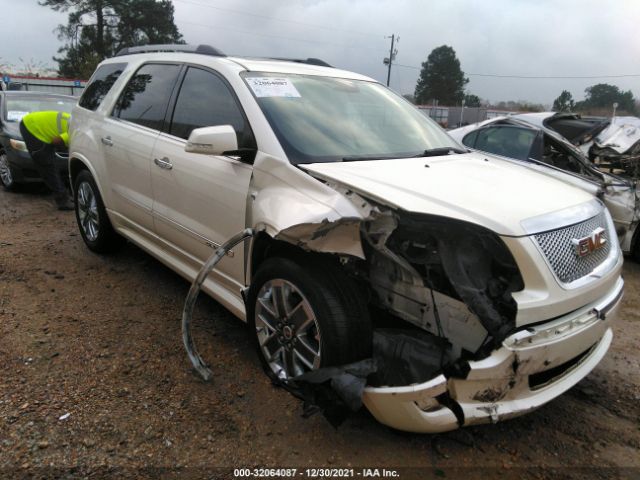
[153, 210, 234, 257]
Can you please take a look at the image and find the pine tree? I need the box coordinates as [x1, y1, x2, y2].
[414, 45, 468, 105]
[552, 90, 575, 112]
[464, 94, 481, 107]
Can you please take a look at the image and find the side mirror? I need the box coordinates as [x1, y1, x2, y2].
[185, 125, 238, 155]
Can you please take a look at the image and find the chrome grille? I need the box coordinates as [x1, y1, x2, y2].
[534, 211, 611, 284]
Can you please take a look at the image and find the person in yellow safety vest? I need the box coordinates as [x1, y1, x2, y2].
[19, 111, 74, 210]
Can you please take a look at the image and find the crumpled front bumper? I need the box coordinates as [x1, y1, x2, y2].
[362, 276, 624, 433]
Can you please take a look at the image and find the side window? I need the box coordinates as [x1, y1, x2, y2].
[169, 67, 253, 147]
[461, 130, 478, 148]
[79, 62, 127, 111]
[474, 126, 536, 161]
[113, 63, 181, 131]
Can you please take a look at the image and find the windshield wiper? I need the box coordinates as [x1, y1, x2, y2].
[341, 154, 406, 162]
[342, 147, 467, 162]
[414, 147, 468, 158]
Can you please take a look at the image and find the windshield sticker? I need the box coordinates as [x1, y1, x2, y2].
[7, 111, 28, 122]
[246, 77, 301, 98]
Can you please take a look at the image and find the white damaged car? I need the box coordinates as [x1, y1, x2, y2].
[591, 116, 640, 172]
[449, 116, 640, 261]
[503, 112, 640, 177]
[69, 45, 624, 433]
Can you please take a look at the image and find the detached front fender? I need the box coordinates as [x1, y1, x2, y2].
[247, 155, 375, 264]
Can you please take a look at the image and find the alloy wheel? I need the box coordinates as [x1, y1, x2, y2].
[77, 181, 100, 241]
[0, 153, 13, 187]
[255, 278, 322, 380]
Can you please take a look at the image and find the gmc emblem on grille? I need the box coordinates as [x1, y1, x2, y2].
[572, 227, 607, 257]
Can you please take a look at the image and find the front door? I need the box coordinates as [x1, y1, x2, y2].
[151, 66, 256, 290]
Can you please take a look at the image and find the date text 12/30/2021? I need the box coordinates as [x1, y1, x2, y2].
[233, 468, 400, 478]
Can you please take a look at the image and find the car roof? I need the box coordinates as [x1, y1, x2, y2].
[102, 51, 376, 82]
[448, 116, 531, 141]
[511, 112, 555, 126]
[228, 56, 373, 80]
[453, 116, 545, 137]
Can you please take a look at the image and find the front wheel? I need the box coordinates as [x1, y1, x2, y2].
[247, 257, 372, 382]
[0, 151, 17, 190]
[74, 170, 123, 253]
[632, 231, 640, 264]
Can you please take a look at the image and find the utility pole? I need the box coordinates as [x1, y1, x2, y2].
[383, 34, 398, 87]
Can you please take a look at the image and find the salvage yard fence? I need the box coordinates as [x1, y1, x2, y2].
[0, 75, 87, 97]
[417, 105, 518, 129]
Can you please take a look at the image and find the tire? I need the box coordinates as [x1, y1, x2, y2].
[0, 151, 17, 190]
[631, 228, 640, 264]
[247, 256, 372, 382]
[74, 169, 123, 253]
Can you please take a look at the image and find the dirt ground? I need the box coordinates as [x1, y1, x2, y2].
[1, 185, 639, 480]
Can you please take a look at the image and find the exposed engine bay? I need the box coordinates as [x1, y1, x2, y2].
[181, 170, 621, 432]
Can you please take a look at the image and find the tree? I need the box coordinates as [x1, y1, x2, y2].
[576, 83, 636, 114]
[463, 94, 481, 107]
[552, 90, 575, 112]
[40, 0, 183, 78]
[492, 100, 545, 112]
[402, 93, 416, 104]
[414, 45, 468, 105]
[116, 1, 183, 49]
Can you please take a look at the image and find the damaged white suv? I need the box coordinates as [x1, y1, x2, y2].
[69, 44, 624, 433]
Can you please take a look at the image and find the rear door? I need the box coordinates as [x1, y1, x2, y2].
[102, 62, 181, 232]
[150, 66, 255, 288]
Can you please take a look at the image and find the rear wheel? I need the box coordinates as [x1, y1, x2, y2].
[247, 257, 372, 382]
[0, 151, 17, 190]
[74, 170, 123, 253]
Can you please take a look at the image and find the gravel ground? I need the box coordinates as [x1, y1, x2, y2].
[1, 185, 639, 480]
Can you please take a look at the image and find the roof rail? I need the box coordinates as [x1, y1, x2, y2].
[115, 44, 226, 57]
[270, 57, 333, 68]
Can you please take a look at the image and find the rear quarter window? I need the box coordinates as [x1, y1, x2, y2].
[79, 62, 128, 111]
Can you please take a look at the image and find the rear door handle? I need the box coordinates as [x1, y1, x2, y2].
[101, 136, 113, 146]
[154, 157, 173, 170]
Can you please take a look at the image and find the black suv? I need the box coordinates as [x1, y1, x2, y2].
[0, 91, 76, 190]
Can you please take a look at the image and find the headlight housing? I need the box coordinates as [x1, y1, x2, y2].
[9, 139, 28, 152]
[386, 213, 525, 347]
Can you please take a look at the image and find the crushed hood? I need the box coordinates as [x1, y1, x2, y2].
[300, 153, 593, 237]
[594, 116, 640, 154]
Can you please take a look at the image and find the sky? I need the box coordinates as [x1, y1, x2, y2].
[1, 0, 639, 106]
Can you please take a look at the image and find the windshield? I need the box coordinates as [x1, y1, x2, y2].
[242, 73, 461, 164]
[4, 95, 76, 123]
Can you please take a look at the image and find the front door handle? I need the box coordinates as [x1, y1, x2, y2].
[101, 136, 113, 147]
[154, 157, 173, 170]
